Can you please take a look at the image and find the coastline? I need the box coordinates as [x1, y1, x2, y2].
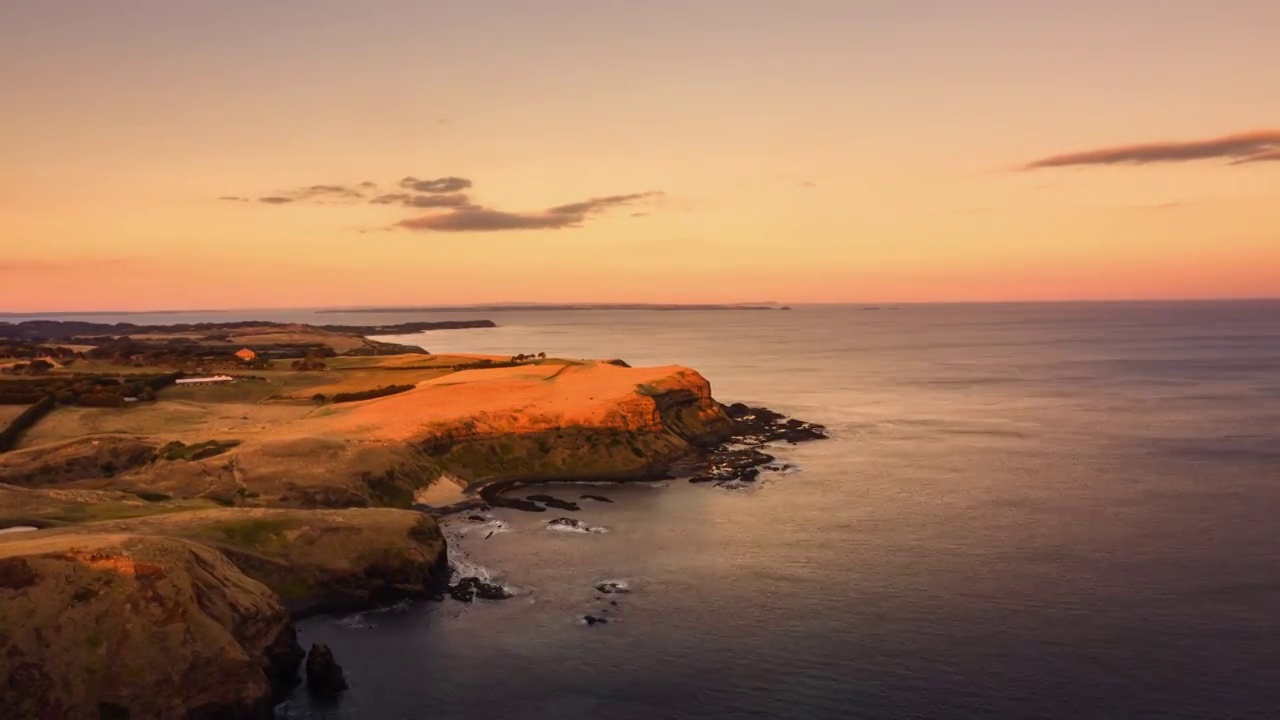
[0, 331, 825, 717]
[445, 402, 827, 517]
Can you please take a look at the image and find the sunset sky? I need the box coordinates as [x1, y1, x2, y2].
[2, 0, 1278, 311]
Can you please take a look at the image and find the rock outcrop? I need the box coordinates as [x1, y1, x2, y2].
[305, 643, 348, 695]
[10, 504, 451, 616]
[0, 534, 302, 719]
[391, 363, 733, 487]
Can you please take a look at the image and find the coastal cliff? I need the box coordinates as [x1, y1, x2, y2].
[0, 361, 734, 508]
[0, 357, 811, 716]
[0, 505, 446, 717]
[0, 534, 301, 719]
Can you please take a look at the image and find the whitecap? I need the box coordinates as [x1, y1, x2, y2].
[545, 518, 608, 534]
[337, 613, 374, 630]
[593, 578, 632, 594]
[369, 599, 413, 615]
[458, 518, 510, 536]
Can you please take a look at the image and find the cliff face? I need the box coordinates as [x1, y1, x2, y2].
[0, 535, 301, 719]
[372, 363, 733, 486]
[0, 504, 448, 717]
[0, 358, 741, 716]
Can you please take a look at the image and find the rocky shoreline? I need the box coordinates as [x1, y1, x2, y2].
[433, 401, 827, 617]
[468, 401, 828, 512]
[1, 356, 825, 718]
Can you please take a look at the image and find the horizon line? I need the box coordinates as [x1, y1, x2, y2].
[2, 296, 1279, 317]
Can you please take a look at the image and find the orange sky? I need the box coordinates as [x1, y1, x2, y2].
[2, 1, 1278, 311]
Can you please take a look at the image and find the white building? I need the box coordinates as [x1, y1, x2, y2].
[175, 375, 235, 385]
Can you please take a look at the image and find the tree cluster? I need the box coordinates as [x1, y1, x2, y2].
[0, 372, 178, 406]
[329, 384, 415, 403]
[0, 343, 82, 360]
[291, 358, 329, 371]
[0, 396, 56, 452]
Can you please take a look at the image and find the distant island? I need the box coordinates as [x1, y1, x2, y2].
[319, 303, 788, 314]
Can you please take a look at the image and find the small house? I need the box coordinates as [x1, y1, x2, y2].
[234, 348, 257, 362]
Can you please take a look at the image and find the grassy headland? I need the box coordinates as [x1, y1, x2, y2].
[0, 319, 741, 717]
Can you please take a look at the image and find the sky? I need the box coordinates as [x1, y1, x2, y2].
[1, 0, 1278, 311]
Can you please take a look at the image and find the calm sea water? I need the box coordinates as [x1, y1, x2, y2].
[14, 303, 1280, 718]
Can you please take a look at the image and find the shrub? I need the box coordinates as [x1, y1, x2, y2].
[146, 372, 183, 390]
[133, 491, 171, 503]
[0, 395, 56, 452]
[78, 393, 127, 407]
[331, 384, 415, 403]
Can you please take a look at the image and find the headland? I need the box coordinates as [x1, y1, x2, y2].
[0, 319, 824, 717]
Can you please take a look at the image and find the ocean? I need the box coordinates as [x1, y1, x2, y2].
[15, 302, 1280, 718]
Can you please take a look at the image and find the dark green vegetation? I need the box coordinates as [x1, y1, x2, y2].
[0, 318, 494, 375]
[0, 396, 55, 452]
[448, 355, 549, 371]
[0, 372, 179, 406]
[157, 439, 241, 461]
[329, 384, 416, 403]
[0, 373, 183, 454]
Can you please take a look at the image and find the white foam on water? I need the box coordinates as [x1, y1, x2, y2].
[545, 524, 608, 534]
[369, 599, 413, 615]
[594, 578, 632, 593]
[458, 519, 510, 535]
[448, 548, 497, 581]
[337, 613, 374, 630]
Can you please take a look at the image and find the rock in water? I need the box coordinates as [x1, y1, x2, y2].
[306, 643, 349, 695]
[526, 493, 581, 511]
[448, 576, 513, 603]
[546, 517, 606, 533]
[593, 580, 632, 594]
[583, 615, 610, 626]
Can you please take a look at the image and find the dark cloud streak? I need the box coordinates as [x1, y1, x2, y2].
[1023, 129, 1280, 170]
[546, 192, 662, 216]
[399, 207, 578, 232]
[227, 173, 661, 232]
[396, 191, 661, 233]
[399, 176, 473, 193]
[1231, 147, 1280, 165]
[370, 193, 472, 208]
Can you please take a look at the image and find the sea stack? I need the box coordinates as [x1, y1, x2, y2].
[306, 643, 349, 695]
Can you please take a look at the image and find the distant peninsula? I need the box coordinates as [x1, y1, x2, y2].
[318, 303, 789, 314]
[0, 319, 496, 343]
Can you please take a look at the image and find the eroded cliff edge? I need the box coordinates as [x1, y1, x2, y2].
[0, 360, 819, 717]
